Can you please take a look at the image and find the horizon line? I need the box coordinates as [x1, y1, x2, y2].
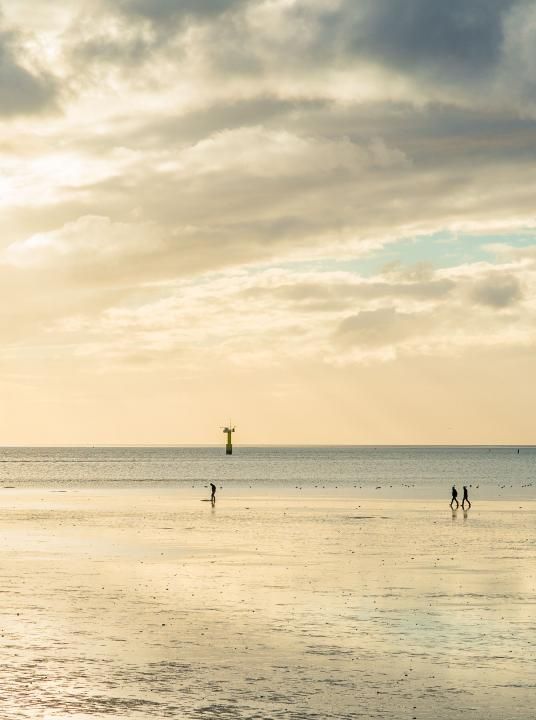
[0, 443, 535, 449]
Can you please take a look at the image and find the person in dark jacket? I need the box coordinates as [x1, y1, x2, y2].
[461, 485, 471, 509]
[450, 485, 459, 509]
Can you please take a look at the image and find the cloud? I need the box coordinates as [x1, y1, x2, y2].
[3, 215, 166, 286]
[65, 0, 536, 120]
[71, 0, 248, 68]
[0, 27, 56, 115]
[14, 251, 527, 372]
[116, 0, 246, 22]
[181, 0, 530, 107]
[2, 1, 536, 399]
[346, 0, 518, 80]
[470, 274, 523, 308]
[336, 307, 433, 348]
[246, 274, 454, 313]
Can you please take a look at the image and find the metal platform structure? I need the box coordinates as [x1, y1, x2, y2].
[222, 424, 235, 455]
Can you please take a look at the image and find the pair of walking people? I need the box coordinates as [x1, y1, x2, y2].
[450, 485, 470, 509]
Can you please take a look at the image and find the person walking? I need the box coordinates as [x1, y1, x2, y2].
[461, 485, 471, 509]
[210, 483, 216, 505]
[450, 485, 459, 509]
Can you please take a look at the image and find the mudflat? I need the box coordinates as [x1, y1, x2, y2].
[0, 488, 534, 719]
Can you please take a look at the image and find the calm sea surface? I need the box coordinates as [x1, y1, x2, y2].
[0, 446, 534, 499]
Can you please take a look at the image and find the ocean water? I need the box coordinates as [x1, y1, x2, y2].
[0, 445, 534, 499]
[1, 452, 535, 719]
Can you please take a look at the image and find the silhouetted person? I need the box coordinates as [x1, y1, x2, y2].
[450, 485, 459, 509]
[461, 485, 471, 509]
[210, 483, 216, 505]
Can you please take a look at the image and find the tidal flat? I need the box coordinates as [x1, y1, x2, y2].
[0, 488, 534, 719]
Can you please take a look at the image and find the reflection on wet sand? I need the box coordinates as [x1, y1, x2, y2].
[0, 490, 534, 719]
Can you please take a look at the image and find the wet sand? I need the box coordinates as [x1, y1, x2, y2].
[0, 488, 535, 719]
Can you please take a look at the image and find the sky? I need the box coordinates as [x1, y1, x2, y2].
[1, 0, 536, 445]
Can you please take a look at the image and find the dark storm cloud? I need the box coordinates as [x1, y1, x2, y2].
[0, 29, 56, 115]
[346, 0, 519, 79]
[178, 0, 525, 88]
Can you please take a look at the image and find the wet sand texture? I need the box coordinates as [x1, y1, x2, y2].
[0, 489, 535, 719]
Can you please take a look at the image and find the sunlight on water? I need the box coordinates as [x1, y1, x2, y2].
[0, 487, 534, 719]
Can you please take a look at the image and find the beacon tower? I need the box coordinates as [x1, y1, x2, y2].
[223, 424, 235, 455]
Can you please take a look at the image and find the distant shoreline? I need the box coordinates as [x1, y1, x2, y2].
[1, 444, 535, 450]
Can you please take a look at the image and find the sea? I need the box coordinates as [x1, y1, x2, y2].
[0, 445, 534, 499]
[0, 446, 535, 719]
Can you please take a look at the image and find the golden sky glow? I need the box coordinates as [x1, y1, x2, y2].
[1, 0, 536, 444]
